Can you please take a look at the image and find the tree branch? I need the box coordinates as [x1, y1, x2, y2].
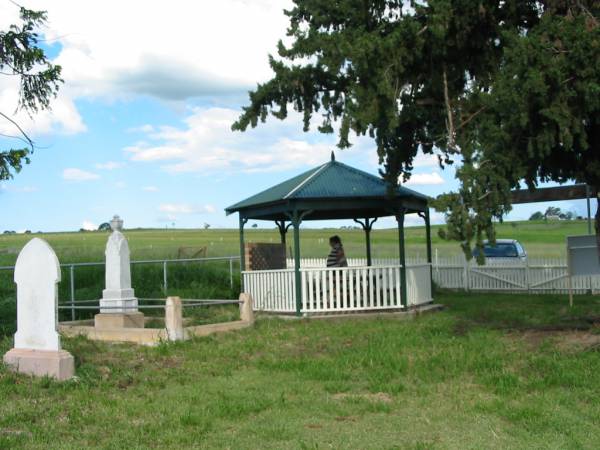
[443, 67, 457, 151]
[0, 111, 34, 150]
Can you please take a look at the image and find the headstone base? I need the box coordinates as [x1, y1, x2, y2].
[94, 312, 145, 329]
[3, 348, 74, 381]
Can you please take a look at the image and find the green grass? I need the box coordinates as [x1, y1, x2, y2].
[0, 220, 594, 267]
[1, 292, 599, 449]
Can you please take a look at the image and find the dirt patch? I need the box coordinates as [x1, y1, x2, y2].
[332, 392, 393, 403]
[334, 415, 358, 422]
[508, 329, 600, 352]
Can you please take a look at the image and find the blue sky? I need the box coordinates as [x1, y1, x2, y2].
[0, 1, 596, 233]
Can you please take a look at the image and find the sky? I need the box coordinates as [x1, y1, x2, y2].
[0, 0, 596, 233]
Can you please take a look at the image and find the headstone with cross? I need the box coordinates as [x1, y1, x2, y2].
[95, 215, 144, 328]
[3, 238, 74, 380]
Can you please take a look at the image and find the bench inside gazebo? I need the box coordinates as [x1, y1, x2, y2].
[225, 153, 433, 316]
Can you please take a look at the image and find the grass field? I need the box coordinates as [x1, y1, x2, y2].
[0, 219, 594, 267]
[0, 292, 599, 449]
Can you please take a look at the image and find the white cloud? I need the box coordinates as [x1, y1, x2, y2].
[403, 172, 445, 186]
[158, 203, 216, 214]
[96, 161, 124, 170]
[404, 211, 445, 226]
[114, 181, 126, 189]
[82, 220, 97, 231]
[11, 0, 293, 101]
[63, 168, 100, 182]
[125, 107, 343, 174]
[0, 0, 295, 144]
[0, 184, 38, 193]
[413, 153, 440, 168]
[128, 124, 155, 133]
[142, 186, 159, 192]
[0, 76, 86, 138]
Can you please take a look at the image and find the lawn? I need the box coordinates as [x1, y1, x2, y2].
[1, 292, 599, 449]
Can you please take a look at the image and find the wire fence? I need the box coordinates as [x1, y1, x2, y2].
[56, 298, 242, 312]
[0, 256, 241, 320]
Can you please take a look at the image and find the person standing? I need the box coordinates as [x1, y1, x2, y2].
[326, 235, 348, 267]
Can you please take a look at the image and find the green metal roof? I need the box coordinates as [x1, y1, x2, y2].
[225, 154, 429, 220]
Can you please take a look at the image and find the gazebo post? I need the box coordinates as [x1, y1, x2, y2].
[291, 211, 302, 316]
[354, 218, 378, 266]
[239, 215, 248, 289]
[419, 208, 433, 289]
[425, 208, 433, 287]
[396, 209, 408, 308]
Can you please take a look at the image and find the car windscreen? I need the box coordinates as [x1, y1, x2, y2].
[480, 243, 519, 257]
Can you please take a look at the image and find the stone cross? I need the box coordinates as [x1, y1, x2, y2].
[3, 238, 74, 380]
[100, 215, 138, 314]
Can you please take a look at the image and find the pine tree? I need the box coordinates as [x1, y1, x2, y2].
[233, 0, 599, 259]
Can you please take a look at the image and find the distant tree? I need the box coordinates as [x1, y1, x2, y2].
[545, 206, 562, 218]
[98, 222, 111, 231]
[529, 212, 544, 221]
[1, 6, 63, 180]
[251, 223, 258, 228]
[203, 223, 211, 230]
[24, 230, 31, 234]
[559, 211, 575, 220]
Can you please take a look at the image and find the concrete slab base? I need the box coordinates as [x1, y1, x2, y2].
[3, 348, 74, 381]
[263, 303, 444, 320]
[94, 312, 145, 329]
[59, 320, 253, 346]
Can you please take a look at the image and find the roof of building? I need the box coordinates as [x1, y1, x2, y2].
[225, 152, 429, 221]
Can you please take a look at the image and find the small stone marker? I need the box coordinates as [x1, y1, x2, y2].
[96, 215, 144, 329]
[3, 238, 74, 380]
[165, 296, 184, 341]
[239, 293, 254, 323]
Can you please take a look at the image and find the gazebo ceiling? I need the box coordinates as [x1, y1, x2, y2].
[225, 153, 430, 221]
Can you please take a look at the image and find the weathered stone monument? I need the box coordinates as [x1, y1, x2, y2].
[95, 215, 144, 329]
[3, 238, 74, 380]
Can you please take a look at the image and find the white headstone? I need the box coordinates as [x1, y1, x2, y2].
[100, 215, 138, 313]
[13, 238, 61, 351]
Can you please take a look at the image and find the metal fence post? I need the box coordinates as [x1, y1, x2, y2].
[163, 260, 168, 294]
[70, 265, 75, 321]
[229, 258, 233, 290]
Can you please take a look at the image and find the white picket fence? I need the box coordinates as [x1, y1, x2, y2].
[433, 258, 600, 294]
[286, 257, 600, 294]
[243, 263, 432, 314]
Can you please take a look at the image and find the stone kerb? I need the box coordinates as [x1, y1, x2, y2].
[3, 238, 74, 381]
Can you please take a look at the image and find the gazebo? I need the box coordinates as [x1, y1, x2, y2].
[225, 153, 433, 316]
